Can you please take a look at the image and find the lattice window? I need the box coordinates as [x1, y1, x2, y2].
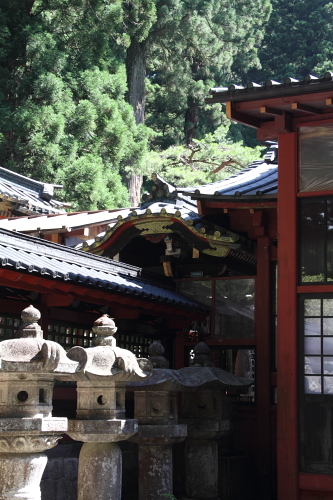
[48, 321, 93, 349]
[0, 314, 20, 339]
[48, 320, 160, 356]
[117, 333, 161, 358]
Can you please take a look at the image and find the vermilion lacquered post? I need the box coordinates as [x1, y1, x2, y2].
[277, 132, 299, 500]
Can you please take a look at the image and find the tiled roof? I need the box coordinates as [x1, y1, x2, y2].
[0, 175, 197, 237]
[0, 167, 65, 215]
[75, 202, 256, 263]
[0, 208, 131, 235]
[77, 202, 199, 251]
[0, 229, 205, 312]
[141, 172, 197, 211]
[178, 145, 278, 199]
[208, 72, 333, 104]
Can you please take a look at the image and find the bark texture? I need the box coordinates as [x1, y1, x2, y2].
[125, 37, 147, 206]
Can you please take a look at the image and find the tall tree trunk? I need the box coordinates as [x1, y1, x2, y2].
[185, 96, 198, 146]
[185, 60, 201, 146]
[125, 37, 147, 206]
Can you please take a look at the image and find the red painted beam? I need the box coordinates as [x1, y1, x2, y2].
[255, 236, 273, 499]
[234, 91, 333, 112]
[299, 473, 333, 492]
[0, 273, 203, 320]
[204, 201, 277, 210]
[277, 132, 298, 500]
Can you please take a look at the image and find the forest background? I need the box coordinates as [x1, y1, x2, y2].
[1, 0, 333, 210]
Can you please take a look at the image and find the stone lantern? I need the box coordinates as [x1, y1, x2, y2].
[0, 305, 78, 500]
[176, 342, 253, 500]
[127, 342, 187, 500]
[63, 314, 152, 500]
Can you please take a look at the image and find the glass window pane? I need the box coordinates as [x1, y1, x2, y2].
[323, 299, 333, 316]
[300, 200, 325, 283]
[179, 281, 212, 308]
[299, 125, 333, 192]
[324, 377, 333, 394]
[323, 318, 333, 335]
[323, 337, 333, 355]
[215, 279, 255, 339]
[304, 337, 321, 355]
[305, 375, 321, 394]
[304, 299, 321, 316]
[304, 317, 321, 335]
[324, 357, 333, 374]
[305, 356, 321, 374]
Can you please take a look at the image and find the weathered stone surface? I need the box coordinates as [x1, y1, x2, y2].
[0, 452, 47, 500]
[0, 433, 62, 454]
[130, 423, 187, 446]
[138, 445, 173, 500]
[63, 314, 152, 384]
[191, 342, 214, 367]
[184, 440, 219, 500]
[63, 315, 152, 500]
[0, 417, 67, 433]
[133, 390, 178, 425]
[0, 306, 75, 500]
[67, 418, 138, 443]
[127, 366, 252, 392]
[147, 342, 169, 369]
[0, 305, 78, 376]
[77, 442, 122, 500]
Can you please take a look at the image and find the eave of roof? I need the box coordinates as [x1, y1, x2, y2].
[207, 72, 333, 104]
[0, 228, 206, 313]
[0, 166, 65, 215]
[0, 208, 131, 234]
[178, 146, 278, 202]
[77, 204, 256, 264]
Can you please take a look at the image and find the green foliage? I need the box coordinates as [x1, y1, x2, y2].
[145, 0, 272, 148]
[247, 0, 333, 83]
[144, 125, 264, 187]
[0, 0, 148, 210]
[57, 155, 129, 211]
[0, 0, 273, 211]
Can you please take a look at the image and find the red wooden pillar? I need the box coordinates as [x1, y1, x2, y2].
[255, 235, 272, 498]
[277, 132, 298, 500]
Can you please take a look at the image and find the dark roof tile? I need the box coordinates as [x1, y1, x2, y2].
[0, 229, 205, 312]
[178, 145, 278, 199]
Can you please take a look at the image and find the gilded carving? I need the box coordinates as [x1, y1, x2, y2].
[134, 221, 174, 235]
[202, 245, 230, 257]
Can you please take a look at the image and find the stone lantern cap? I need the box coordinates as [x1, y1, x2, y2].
[127, 366, 252, 392]
[65, 315, 152, 442]
[0, 305, 78, 374]
[0, 305, 72, 450]
[127, 341, 253, 392]
[63, 314, 153, 382]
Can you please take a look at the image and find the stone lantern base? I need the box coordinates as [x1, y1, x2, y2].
[130, 424, 187, 500]
[0, 417, 67, 500]
[67, 419, 138, 500]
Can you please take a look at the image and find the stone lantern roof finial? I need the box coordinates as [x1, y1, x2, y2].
[92, 314, 117, 347]
[192, 342, 214, 367]
[17, 304, 43, 339]
[148, 341, 169, 368]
